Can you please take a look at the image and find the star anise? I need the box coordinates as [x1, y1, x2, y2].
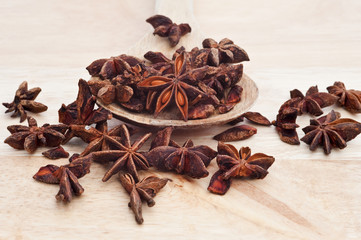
[272, 99, 300, 145]
[146, 15, 191, 47]
[146, 129, 217, 178]
[208, 142, 275, 195]
[3, 81, 48, 122]
[58, 79, 111, 143]
[213, 125, 257, 142]
[33, 155, 92, 203]
[144, 51, 174, 75]
[301, 110, 361, 154]
[138, 52, 208, 121]
[229, 111, 271, 126]
[202, 38, 249, 66]
[119, 173, 170, 224]
[288, 86, 337, 116]
[327, 81, 361, 113]
[4, 117, 68, 153]
[86, 54, 142, 80]
[42, 146, 69, 159]
[91, 125, 151, 182]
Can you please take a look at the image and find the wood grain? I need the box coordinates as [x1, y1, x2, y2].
[1, 0, 361, 239]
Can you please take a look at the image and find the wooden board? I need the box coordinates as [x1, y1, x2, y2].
[1, 0, 361, 239]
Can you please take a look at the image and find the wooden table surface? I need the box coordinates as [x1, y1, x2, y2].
[1, 0, 361, 239]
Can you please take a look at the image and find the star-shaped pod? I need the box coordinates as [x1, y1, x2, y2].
[146, 137, 217, 179]
[4, 117, 68, 153]
[208, 142, 275, 195]
[33, 155, 92, 203]
[327, 81, 361, 113]
[119, 173, 170, 224]
[301, 110, 361, 154]
[146, 15, 191, 47]
[3, 81, 48, 122]
[90, 125, 151, 182]
[138, 52, 208, 121]
[202, 38, 249, 66]
[289, 86, 337, 116]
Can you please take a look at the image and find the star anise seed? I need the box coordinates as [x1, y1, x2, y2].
[3, 81, 48, 122]
[119, 173, 171, 224]
[208, 143, 275, 195]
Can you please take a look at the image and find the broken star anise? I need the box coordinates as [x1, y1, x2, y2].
[208, 142, 275, 195]
[288, 86, 337, 116]
[3, 81, 48, 122]
[327, 81, 361, 113]
[33, 155, 92, 203]
[42, 146, 69, 160]
[4, 117, 68, 153]
[301, 110, 361, 154]
[91, 124, 151, 182]
[138, 52, 208, 121]
[202, 38, 249, 66]
[146, 15, 191, 47]
[119, 173, 170, 224]
[213, 125, 257, 142]
[146, 130, 217, 178]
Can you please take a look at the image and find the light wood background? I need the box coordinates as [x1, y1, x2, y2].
[1, 0, 361, 239]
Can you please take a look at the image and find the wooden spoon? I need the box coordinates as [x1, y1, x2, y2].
[97, 0, 258, 129]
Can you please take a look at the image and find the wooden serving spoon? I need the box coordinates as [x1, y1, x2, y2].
[97, 0, 258, 129]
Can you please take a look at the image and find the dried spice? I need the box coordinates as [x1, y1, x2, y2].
[327, 81, 361, 113]
[288, 86, 337, 116]
[138, 52, 208, 121]
[42, 146, 69, 160]
[202, 38, 249, 66]
[3, 81, 48, 122]
[213, 125, 257, 142]
[33, 155, 92, 203]
[229, 112, 271, 126]
[218, 85, 243, 114]
[272, 99, 300, 145]
[146, 138, 217, 178]
[149, 126, 175, 150]
[208, 142, 274, 195]
[91, 125, 151, 182]
[4, 117, 68, 153]
[188, 104, 215, 119]
[146, 15, 191, 47]
[119, 173, 170, 224]
[59, 79, 111, 143]
[301, 110, 361, 154]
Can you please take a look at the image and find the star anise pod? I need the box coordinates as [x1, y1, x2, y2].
[3, 81, 48, 122]
[208, 142, 275, 195]
[146, 15, 191, 47]
[272, 99, 300, 145]
[4, 117, 68, 153]
[119, 173, 170, 224]
[33, 155, 92, 203]
[213, 125, 257, 142]
[42, 146, 69, 159]
[86, 54, 142, 80]
[59, 79, 111, 143]
[146, 134, 217, 178]
[228, 111, 271, 126]
[138, 52, 208, 121]
[301, 110, 361, 154]
[288, 86, 337, 116]
[218, 84, 243, 114]
[202, 38, 249, 66]
[144, 51, 174, 75]
[91, 125, 151, 182]
[327, 81, 361, 113]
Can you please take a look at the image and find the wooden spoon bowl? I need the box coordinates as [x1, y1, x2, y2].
[96, 0, 258, 129]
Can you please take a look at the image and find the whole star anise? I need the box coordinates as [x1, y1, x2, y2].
[208, 142, 275, 195]
[301, 110, 361, 154]
[272, 98, 300, 145]
[33, 155, 91, 203]
[146, 15, 191, 47]
[119, 173, 170, 224]
[3, 81, 48, 122]
[138, 52, 208, 121]
[146, 130, 217, 178]
[4, 117, 68, 153]
[91, 125, 151, 182]
[288, 86, 337, 116]
[202, 38, 249, 66]
[327, 81, 361, 113]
